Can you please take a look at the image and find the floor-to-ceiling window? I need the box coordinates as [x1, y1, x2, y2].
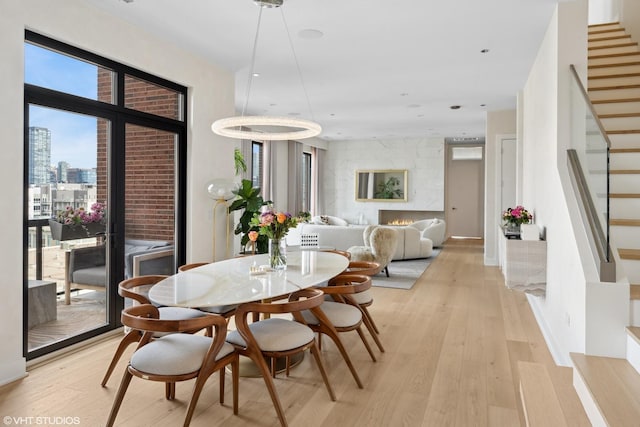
[24, 31, 187, 359]
[251, 141, 264, 190]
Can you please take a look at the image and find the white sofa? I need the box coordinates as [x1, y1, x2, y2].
[406, 218, 446, 247]
[292, 220, 440, 260]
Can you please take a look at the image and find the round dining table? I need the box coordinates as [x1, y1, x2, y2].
[148, 250, 349, 309]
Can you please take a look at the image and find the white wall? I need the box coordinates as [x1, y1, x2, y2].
[484, 110, 517, 266]
[0, 0, 235, 385]
[620, 0, 640, 42]
[323, 137, 445, 225]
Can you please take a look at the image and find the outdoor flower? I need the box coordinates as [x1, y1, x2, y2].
[250, 208, 299, 240]
[55, 202, 106, 225]
[502, 205, 533, 226]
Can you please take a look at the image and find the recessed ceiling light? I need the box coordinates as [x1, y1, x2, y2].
[400, 93, 409, 97]
[298, 29, 324, 39]
[480, 48, 489, 53]
[252, 73, 260, 77]
[480, 104, 486, 107]
[450, 105, 461, 110]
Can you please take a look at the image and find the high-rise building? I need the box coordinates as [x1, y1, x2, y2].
[28, 126, 51, 185]
[57, 161, 69, 183]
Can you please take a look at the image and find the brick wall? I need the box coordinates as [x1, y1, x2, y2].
[97, 69, 178, 242]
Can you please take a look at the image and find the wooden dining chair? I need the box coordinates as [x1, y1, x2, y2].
[336, 260, 385, 351]
[305, 274, 378, 362]
[225, 288, 336, 427]
[101, 275, 212, 387]
[177, 263, 237, 319]
[106, 304, 238, 427]
[323, 249, 352, 260]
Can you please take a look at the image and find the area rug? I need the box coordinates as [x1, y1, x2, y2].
[371, 249, 440, 290]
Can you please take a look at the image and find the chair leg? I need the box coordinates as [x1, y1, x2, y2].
[361, 305, 380, 334]
[101, 330, 141, 387]
[360, 310, 385, 353]
[309, 343, 336, 401]
[105, 370, 133, 427]
[356, 326, 377, 362]
[319, 329, 363, 389]
[166, 382, 176, 400]
[232, 356, 239, 415]
[248, 352, 288, 427]
[219, 367, 225, 405]
[384, 266, 389, 277]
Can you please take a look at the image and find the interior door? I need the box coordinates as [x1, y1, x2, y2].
[446, 144, 485, 238]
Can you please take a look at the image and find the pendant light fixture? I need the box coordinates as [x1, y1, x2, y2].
[211, 0, 321, 141]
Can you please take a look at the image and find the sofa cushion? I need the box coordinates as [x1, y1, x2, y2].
[311, 215, 349, 226]
[72, 266, 106, 287]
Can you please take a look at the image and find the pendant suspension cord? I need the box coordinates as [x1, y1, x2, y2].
[280, 7, 316, 123]
[241, 5, 265, 118]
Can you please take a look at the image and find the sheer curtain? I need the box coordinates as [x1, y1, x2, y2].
[287, 140, 303, 214]
[313, 146, 325, 215]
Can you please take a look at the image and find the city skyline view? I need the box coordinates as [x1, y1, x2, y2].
[25, 43, 99, 169]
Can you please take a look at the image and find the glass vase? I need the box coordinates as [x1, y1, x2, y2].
[268, 237, 287, 270]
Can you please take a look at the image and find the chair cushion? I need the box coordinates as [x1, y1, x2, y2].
[226, 318, 314, 352]
[350, 290, 373, 305]
[71, 267, 106, 287]
[300, 301, 361, 328]
[130, 334, 234, 376]
[158, 306, 208, 320]
[198, 305, 238, 315]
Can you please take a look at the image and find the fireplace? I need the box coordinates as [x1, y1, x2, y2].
[378, 209, 444, 225]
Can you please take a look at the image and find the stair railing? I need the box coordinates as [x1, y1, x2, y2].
[568, 64, 616, 282]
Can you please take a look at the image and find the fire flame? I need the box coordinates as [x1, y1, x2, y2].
[387, 219, 414, 226]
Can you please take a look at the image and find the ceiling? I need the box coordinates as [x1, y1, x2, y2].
[84, 0, 562, 142]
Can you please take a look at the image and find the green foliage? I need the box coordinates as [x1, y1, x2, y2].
[234, 148, 247, 176]
[228, 179, 269, 253]
[374, 176, 403, 199]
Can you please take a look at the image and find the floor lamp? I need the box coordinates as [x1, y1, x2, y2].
[206, 179, 237, 262]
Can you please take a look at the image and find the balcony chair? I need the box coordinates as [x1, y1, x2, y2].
[225, 288, 335, 427]
[106, 304, 238, 427]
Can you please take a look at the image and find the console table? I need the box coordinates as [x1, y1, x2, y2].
[498, 228, 547, 295]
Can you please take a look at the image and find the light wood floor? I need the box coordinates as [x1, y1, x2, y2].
[0, 239, 571, 426]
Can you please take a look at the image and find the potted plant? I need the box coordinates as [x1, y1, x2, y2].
[502, 205, 533, 236]
[374, 176, 403, 199]
[49, 202, 106, 241]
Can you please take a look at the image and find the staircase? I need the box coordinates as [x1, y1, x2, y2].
[564, 22, 640, 427]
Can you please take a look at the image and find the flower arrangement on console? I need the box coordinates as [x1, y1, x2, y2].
[502, 205, 533, 229]
[55, 202, 106, 225]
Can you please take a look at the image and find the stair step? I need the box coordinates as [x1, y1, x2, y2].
[588, 27, 626, 36]
[619, 248, 640, 260]
[588, 21, 620, 29]
[518, 361, 591, 427]
[594, 101, 640, 116]
[589, 61, 640, 70]
[589, 52, 640, 60]
[590, 88, 640, 101]
[589, 42, 638, 51]
[610, 198, 640, 218]
[590, 83, 640, 91]
[588, 34, 631, 45]
[626, 327, 640, 373]
[608, 133, 640, 148]
[610, 151, 640, 169]
[519, 362, 569, 427]
[600, 112, 640, 119]
[631, 286, 640, 300]
[592, 97, 640, 104]
[611, 219, 640, 226]
[610, 169, 640, 174]
[570, 353, 640, 427]
[610, 193, 640, 198]
[590, 72, 640, 80]
[610, 148, 640, 153]
[599, 117, 640, 132]
[608, 129, 640, 134]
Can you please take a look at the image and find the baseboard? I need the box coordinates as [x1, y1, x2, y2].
[526, 293, 571, 366]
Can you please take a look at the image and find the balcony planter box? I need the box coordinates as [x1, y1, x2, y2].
[48, 220, 105, 241]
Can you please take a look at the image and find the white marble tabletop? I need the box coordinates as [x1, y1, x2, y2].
[148, 250, 349, 308]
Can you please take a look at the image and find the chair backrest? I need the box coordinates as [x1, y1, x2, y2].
[369, 227, 398, 265]
[362, 225, 377, 247]
[323, 249, 352, 260]
[118, 275, 168, 305]
[326, 274, 372, 294]
[121, 303, 226, 336]
[178, 262, 209, 272]
[342, 260, 381, 276]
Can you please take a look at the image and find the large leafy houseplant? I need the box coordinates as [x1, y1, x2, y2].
[228, 149, 269, 253]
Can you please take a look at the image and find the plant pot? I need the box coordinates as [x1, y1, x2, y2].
[48, 220, 105, 241]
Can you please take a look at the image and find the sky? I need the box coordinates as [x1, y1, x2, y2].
[25, 43, 100, 169]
